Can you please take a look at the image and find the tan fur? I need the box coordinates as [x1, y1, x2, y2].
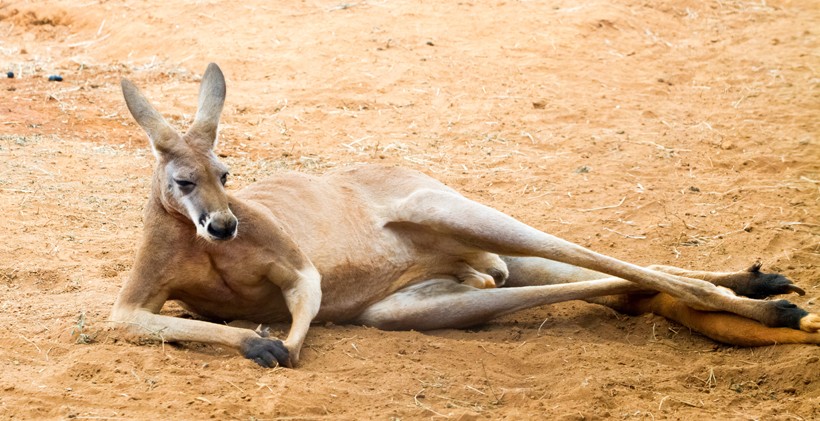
[625, 293, 820, 346]
[111, 64, 819, 368]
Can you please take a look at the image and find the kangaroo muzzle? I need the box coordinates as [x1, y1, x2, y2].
[201, 210, 238, 241]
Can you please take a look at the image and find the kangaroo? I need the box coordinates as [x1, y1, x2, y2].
[111, 63, 820, 368]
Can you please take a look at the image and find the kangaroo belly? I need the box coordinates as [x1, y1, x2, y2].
[169, 276, 292, 323]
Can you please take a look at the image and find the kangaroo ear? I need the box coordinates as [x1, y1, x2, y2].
[121, 78, 178, 156]
[187, 63, 226, 150]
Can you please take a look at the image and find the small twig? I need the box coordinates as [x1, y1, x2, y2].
[711, 222, 751, 239]
[256, 382, 274, 393]
[343, 351, 361, 360]
[658, 395, 670, 410]
[19, 334, 42, 353]
[226, 380, 245, 393]
[781, 222, 820, 228]
[537, 317, 550, 336]
[481, 361, 502, 404]
[666, 208, 697, 230]
[731, 93, 749, 109]
[634, 140, 691, 152]
[328, 3, 358, 11]
[673, 398, 701, 408]
[412, 388, 449, 417]
[707, 185, 798, 196]
[465, 385, 487, 395]
[478, 345, 496, 356]
[706, 367, 717, 388]
[579, 197, 626, 212]
[331, 335, 358, 346]
[603, 227, 646, 239]
[66, 33, 111, 48]
[413, 388, 425, 406]
[692, 367, 717, 389]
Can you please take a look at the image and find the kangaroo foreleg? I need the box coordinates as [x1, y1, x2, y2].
[274, 266, 322, 367]
[110, 306, 289, 366]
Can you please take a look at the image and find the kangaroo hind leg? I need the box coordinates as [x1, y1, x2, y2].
[356, 277, 644, 331]
[503, 257, 807, 301]
[500, 256, 819, 346]
[625, 293, 820, 346]
[649, 262, 806, 299]
[389, 189, 818, 332]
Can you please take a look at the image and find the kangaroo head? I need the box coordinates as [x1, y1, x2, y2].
[121, 63, 238, 241]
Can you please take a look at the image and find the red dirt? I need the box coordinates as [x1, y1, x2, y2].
[0, 0, 818, 419]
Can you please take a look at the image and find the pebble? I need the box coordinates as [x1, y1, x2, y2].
[6, 72, 12, 78]
[48, 75, 63, 82]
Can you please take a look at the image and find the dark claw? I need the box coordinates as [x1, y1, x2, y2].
[746, 261, 763, 273]
[785, 284, 806, 296]
[240, 337, 291, 368]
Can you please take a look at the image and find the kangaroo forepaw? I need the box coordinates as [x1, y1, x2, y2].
[723, 265, 805, 299]
[240, 337, 291, 368]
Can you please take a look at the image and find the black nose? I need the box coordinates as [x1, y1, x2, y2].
[207, 216, 237, 240]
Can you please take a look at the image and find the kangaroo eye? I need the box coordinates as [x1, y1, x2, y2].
[174, 179, 196, 189]
[220, 173, 228, 186]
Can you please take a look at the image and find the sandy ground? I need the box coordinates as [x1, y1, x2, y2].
[1, 0, 818, 419]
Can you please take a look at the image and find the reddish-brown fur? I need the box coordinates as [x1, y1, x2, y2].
[111, 63, 819, 367]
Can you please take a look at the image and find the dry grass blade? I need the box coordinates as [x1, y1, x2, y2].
[603, 227, 646, 239]
[579, 197, 626, 212]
